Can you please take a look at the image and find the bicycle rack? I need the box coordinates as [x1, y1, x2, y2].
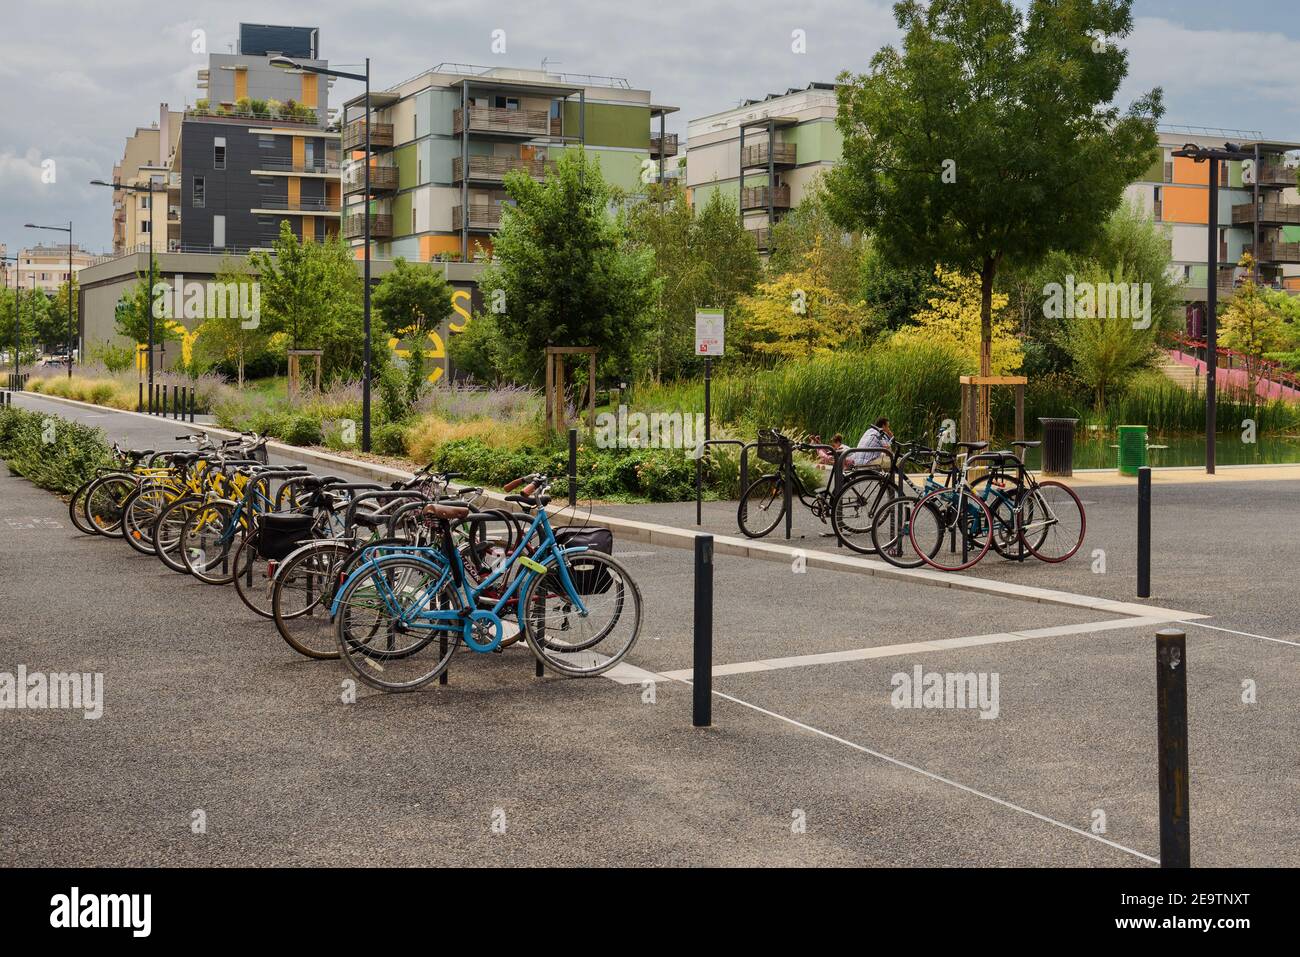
[693, 439, 750, 527]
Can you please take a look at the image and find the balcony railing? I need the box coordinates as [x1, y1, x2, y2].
[741, 142, 797, 168]
[747, 226, 771, 250]
[452, 155, 553, 183]
[256, 197, 341, 213]
[254, 157, 342, 175]
[1256, 241, 1300, 264]
[343, 165, 399, 193]
[453, 107, 554, 137]
[342, 120, 394, 152]
[650, 133, 679, 159]
[1232, 202, 1300, 226]
[740, 184, 791, 210]
[1255, 161, 1299, 188]
[452, 204, 506, 230]
[186, 106, 322, 127]
[343, 212, 393, 238]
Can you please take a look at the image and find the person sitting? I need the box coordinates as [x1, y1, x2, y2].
[815, 433, 847, 468]
[848, 418, 893, 469]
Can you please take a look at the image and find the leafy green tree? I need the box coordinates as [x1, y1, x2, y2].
[1054, 264, 1158, 409]
[372, 257, 454, 406]
[447, 311, 505, 384]
[825, 0, 1163, 433]
[43, 278, 79, 354]
[766, 181, 865, 304]
[193, 260, 270, 386]
[1221, 257, 1286, 395]
[479, 151, 657, 383]
[113, 256, 181, 350]
[0, 288, 39, 363]
[858, 239, 933, 337]
[625, 182, 760, 380]
[249, 222, 383, 380]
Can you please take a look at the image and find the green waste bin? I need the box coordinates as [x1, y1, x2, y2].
[1117, 425, 1148, 476]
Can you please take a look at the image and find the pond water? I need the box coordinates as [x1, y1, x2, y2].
[1017, 432, 1300, 470]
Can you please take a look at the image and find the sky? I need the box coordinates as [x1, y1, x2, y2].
[1, 0, 1299, 255]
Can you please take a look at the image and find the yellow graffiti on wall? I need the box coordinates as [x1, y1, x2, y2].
[389, 326, 448, 385]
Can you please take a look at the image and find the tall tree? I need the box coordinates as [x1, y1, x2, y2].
[0, 288, 39, 363]
[1220, 256, 1285, 396]
[766, 180, 865, 304]
[193, 260, 270, 386]
[825, 0, 1163, 435]
[372, 256, 454, 403]
[113, 255, 181, 349]
[479, 151, 657, 383]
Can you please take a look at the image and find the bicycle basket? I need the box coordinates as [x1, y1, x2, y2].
[555, 526, 614, 594]
[251, 511, 316, 561]
[756, 428, 786, 465]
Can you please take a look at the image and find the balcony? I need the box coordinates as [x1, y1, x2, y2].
[740, 184, 791, 210]
[453, 107, 555, 138]
[342, 120, 394, 152]
[741, 142, 797, 169]
[343, 211, 393, 239]
[1232, 202, 1300, 227]
[343, 164, 399, 194]
[255, 197, 341, 213]
[1255, 160, 1298, 188]
[1255, 241, 1300, 264]
[747, 226, 771, 250]
[254, 157, 342, 176]
[650, 133, 679, 159]
[452, 204, 506, 231]
[452, 155, 553, 184]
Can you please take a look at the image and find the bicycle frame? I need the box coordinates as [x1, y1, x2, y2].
[330, 502, 591, 654]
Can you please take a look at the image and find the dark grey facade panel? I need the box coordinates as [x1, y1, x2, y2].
[238, 23, 318, 59]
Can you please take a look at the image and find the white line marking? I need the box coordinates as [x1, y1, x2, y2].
[655, 616, 1178, 681]
[699, 683, 1158, 864]
[1183, 620, 1300, 648]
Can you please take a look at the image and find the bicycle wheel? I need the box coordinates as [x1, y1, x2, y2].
[909, 487, 993, 572]
[335, 555, 463, 692]
[830, 470, 893, 554]
[181, 501, 243, 584]
[521, 551, 642, 677]
[737, 474, 785, 538]
[83, 473, 136, 537]
[272, 540, 353, 660]
[122, 484, 171, 555]
[1021, 481, 1086, 563]
[969, 473, 1031, 559]
[870, 495, 941, 569]
[231, 536, 278, 618]
[153, 496, 202, 573]
[68, 478, 101, 535]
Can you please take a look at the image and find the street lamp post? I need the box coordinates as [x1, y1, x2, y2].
[91, 178, 158, 410]
[1171, 142, 1254, 476]
[271, 54, 373, 452]
[24, 221, 75, 377]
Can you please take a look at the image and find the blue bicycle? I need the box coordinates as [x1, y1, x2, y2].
[330, 474, 642, 691]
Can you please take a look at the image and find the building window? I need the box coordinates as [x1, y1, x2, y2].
[213, 215, 226, 249]
[214, 137, 226, 170]
[141, 221, 151, 233]
[258, 135, 275, 149]
[494, 96, 519, 111]
[305, 140, 316, 168]
[193, 176, 205, 208]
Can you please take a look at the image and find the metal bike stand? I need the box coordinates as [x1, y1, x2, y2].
[693, 438, 749, 526]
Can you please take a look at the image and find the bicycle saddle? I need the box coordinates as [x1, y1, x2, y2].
[421, 503, 470, 522]
[956, 441, 988, 451]
[1011, 440, 1041, 449]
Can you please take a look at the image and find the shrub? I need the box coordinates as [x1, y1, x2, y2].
[0, 408, 113, 495]
[372, 422, 409, 457]
[279, 412, 323, 446]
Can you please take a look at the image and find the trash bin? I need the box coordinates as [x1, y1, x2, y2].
[1038, 417, 1079, 477]
[1117, 425, 1148, 477]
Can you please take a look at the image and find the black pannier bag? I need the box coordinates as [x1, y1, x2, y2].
[252, 512, 316, 561]
[554, 526, 614, 595]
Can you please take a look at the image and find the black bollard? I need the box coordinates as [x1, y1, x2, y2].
[1156, 628, 1190, 867]
[692, 534, 713, 727]
[1138, 466, 1152, 598]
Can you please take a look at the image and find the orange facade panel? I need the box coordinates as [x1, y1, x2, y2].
[234, 68, 248, 102]
[1161, 186, 1209, 224]
[301, 74, 318, 108]
[292, 136, 305, 168]
[1172, 155, 1209, 186]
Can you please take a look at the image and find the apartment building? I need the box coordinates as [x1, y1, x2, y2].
[685, 83, 840, 251]
[1126, 128, 1300, 334]
[110, 108, 182, 254]
[342, 64, 673, 262]
[176, 22, 340, 252]
[11, 244, 101, 294]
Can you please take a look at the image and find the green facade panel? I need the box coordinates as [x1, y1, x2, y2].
[395, 143, 419, 190]
[1284, 225, 1300, 242]
[562, 102, 650, 149]
[781, 120, 842, 166]
[1141, 149, 1163, 183]
[552, 144, 649, 193]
